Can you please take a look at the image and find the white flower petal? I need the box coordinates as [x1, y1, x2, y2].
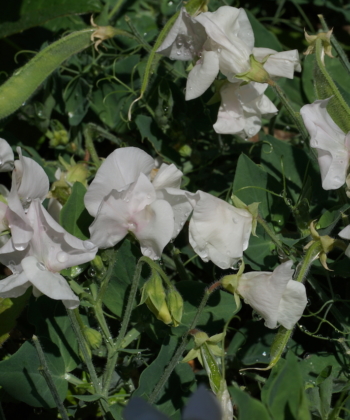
[47, 198, 62, 223]
[21, 256, 79, 309]
[277, 280, 307, 329]
[84, 147, 154, 216]
[0, 138, 14, 172]
[0, 271, 30, 298]
[135, 199, 175, 259]
[300, 99, 349, 190]
[0, 237, 29, 274]
[183, 385, 222, 420]
[339, 224, 350, 239]
[189, 191, 252, 269]
[157, 8, 207, 61]
[152, 163, 183, 190]
[186, 50, 220, 100]
[15, 148, 49, 203]
[123, 397, 169, 420]
[254, 48, 301, 79]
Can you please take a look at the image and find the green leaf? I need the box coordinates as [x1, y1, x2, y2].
[72, 394, 105, 402]
[60, 182, 93, 240]
[0, 0, 101, 39]
[243, 224, 277, 270]
[102, 238, 147, 318]
[64, 77, 90, 126]
[229, 387, 272, 420]
[246, 11, 282, 51]
[135, 115, 181, 165]
[261, 352, 311, 420]
[27, 296, 80, 372]
[0, 340, 67, 408]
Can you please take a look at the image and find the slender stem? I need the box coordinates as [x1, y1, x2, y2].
[170, 244, 190, 282]
[32, 335, 69, 420]
[148, 287, 214, 404]
[97, 249, 119, 303]
[267, 79, 309, 142]
[257, 214, 291, 259]
[108, 0, 127, 20]
[295, 241, 322, 283]
[84, 125, 101, 169]
[318, 14, 350, 75]
[67, 309, 101, 392]
[102, 257, 143, 394]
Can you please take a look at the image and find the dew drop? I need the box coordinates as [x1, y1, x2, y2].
[88, 268, 96, 277]
[262, 351, 267, 357]
[37, 262, 46, 271]
[57, 252, 68, 263]
[176, 50, 181, 56]
[14, 243, 26, 251]
[83, 240, 95, 250]
[68, 112, 74, 118]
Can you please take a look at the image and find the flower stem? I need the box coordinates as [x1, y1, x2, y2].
[102, 256, 143, 394]
[257, 214, 291, 259]
[295, 241, 322, 283]
[32, 335, 69, 420]
[84, 124, 101, 169]
[148, 286, 216, 404]
[267, 79, 309, 142]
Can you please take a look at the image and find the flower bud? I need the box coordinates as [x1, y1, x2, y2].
[166, 287, 184, 327]
[83, 327, 102, 350]
[140, 272, 172, 325]
[65, 164, 90, 187]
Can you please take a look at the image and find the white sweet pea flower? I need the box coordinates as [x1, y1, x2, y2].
[123, 386, 222, 420]
[0, 200, 97, 309]
[300, 98, 350, 190]
[0, 138, 14, 172]
[213, 82, 278, 138]
[85, 147, 192, 258]
[189, 191, 253, 269]
[186, 7, 254, 100]
[237, 260, 307, 329]
[253, 47, 301, 79]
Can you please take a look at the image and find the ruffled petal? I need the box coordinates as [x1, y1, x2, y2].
[156, 8, 207, 61]
[189, 191, 252, 269]
[277, 280, 307, 329]
[15, 148, 49, 203]
[135, 199, 175, 259]
[300, 99, 348, 190]
[152, 163, 183, 190]
[253, 48, 301, 79]
[0, 138, 14, 172]
[183, 386, 222, 420]
[84, 147, 154, 216]
[21, 256, 79, 309]
[0, 237, 30, 274]
[186, 50, 220, 100]
[0, 271, 30, 298]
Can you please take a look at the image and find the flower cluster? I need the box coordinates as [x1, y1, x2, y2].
[0, 141, 97, 308]
[157, 6, 301, 137]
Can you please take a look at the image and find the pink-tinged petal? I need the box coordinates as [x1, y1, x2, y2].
[183, 386, 222, 420]
[15, 148, 49, 203]
[21, 256, 79, 309]
[277, 280, 307, 329]
[213, 83, 245, 134]
[134, 200, 174, 259]
[156, 8, 207, 61]
[123, 397, 169, 420]
[26, 200, 97, 272]
[300, 99, 348, 190]
[186, 51, 220, 100]
[189, 191, 252, 269]
[152, 164, 183, 190]
[237, 261, 294, 329]
[156, 188, 193, 238]
[84, 147, 155, 216]
[0, 271, 30, 298]
[0, 138, 14, 172]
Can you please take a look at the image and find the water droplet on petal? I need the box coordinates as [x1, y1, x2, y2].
[14, 243, 26, 251]
[37, 262, 46, 271]
[57, 252, 68, 263]
[83, 240, 95, 250]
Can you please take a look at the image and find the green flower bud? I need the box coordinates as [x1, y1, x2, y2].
[83, 327, 102, 350]
[166, 287, 183, 327]
[140, 272, 172, 325]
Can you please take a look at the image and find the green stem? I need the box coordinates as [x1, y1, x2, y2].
[268, 79, 309, 142]
[295, 241, 322, 283]
[102, 257, 144, 394]
[32, 335, 69, 420]
[257, 214, 291, 259]
[108, 0, 127, 20]
[318, 14, 350, 75]
[170, 244, 190, 282]
[148, 287, 214, 404]
[84, 125, 101, 169]
[97, 249, 119, 303]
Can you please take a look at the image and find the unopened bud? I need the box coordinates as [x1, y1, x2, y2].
[167, 287, 183, 327]
[83, 327, 102, 350]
